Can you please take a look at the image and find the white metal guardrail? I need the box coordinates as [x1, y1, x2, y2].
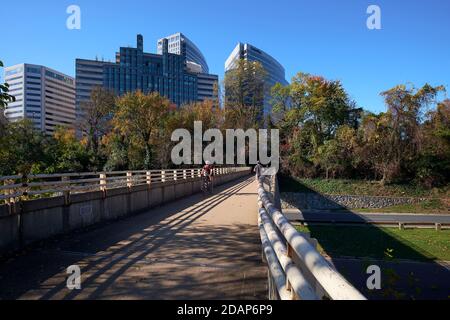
[0, 167, 249, 204]
[257, 176, 366, 300]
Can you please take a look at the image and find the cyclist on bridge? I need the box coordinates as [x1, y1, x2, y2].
[201, 161, 214, 194]
[203, 160, 216, 179]
[202, 161, 214, 178]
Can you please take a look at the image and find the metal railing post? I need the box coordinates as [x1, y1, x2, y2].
[146, 171, 152, 187]
[62, 176, 70, 205]
[4, 180, 11, 206]
[173, 170, 177, 181]
[127, 172, 133, 188]
[161, 170, 166, 183]
[286, 242, 296, 300]
[100, 173, 107, 191]
[183, 170, 187, 180]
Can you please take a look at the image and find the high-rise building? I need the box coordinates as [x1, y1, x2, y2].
[225, 43, 289, 115]
[75, 59, 104, 121]
[157, 32, 209, 74]
[185, 61, 219, 103]
[76, 34, 218, 119]
[3, 63, 76, 135]
[196, 73, 219, 102]
[77, 35, 197, 110]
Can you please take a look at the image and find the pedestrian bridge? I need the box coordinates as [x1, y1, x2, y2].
[0, 168, 364, 300]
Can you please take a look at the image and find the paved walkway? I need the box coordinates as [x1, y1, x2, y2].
[0, 176, 267, 300]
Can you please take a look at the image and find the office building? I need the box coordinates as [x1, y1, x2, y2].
[3, 63, 76, 135]
[77, 35, 197, 109]
[158, 33, 218, 103]
[74, 59, 105, 120]
[225, 43, 289, 115]
[185, 61, 218, 102]
[157, 32, 209, 74]
[196, 73, 219, 102]
[76, 34, 219, 119]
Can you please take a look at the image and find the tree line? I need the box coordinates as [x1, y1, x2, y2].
[1, 59, 449, 188]
[272, 73, 449, 187]
[0, 59, 265, 175]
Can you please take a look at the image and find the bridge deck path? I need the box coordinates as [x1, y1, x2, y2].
[0, 176, 268, 300]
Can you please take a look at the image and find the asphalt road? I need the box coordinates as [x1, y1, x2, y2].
[283, 209, 450, 225]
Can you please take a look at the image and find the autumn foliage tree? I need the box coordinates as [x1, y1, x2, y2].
[113, 91, 175, 169]
[274, 73, 362, 177]
[276, 76, 449, 187]
[78, 86, 116, 161]
[224, 59, 267, 129]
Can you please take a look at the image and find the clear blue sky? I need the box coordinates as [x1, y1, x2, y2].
[1, 0, 449, 113]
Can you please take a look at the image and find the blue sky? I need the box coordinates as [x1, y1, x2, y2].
[1, 0, 449, 113]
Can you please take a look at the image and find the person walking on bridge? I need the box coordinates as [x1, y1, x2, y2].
[253, 161, 263, 179]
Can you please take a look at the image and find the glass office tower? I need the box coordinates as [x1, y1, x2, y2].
[76, 35, 199, 120]
[157, 32, 209, 74]
[225, 43, 289, 115]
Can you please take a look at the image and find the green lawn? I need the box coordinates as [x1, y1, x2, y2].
[296, 225, 450, 261]
[280, 175, 450, 198]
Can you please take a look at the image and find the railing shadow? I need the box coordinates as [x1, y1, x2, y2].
[278, 175, 450, 300]
[0, 176, 267, 300]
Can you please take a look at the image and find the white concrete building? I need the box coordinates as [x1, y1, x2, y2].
[3, 63, 76, 135]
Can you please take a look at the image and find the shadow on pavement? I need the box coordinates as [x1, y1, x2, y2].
[0, 176, 267, 300]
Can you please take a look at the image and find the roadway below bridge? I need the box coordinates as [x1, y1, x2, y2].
[0, 176, 267, 300]
[284, 209, 450, 226]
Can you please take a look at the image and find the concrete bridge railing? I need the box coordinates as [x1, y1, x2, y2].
[257, 175, 366, 300]
[0, 167, 251, 256]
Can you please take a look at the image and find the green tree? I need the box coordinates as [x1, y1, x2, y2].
[0, 60, 15, 109]
[356, 112, 392, 182]
[0, 120, 48, 175]
[271, 82, 291, 115]
[377, 83, 445, 183]
[78, 86, 116, 163]
[287, 73, 360, 140]
[416, 99, 450, 186]
[102, 131, 130, 171]
[0, 60, 15, 130]
[315, 125, 359, 179]
[113, 91, 174, 169]
[43, 127, 94, 173]
[276, 73, 361, 177]
[224, 59, 267, 129]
